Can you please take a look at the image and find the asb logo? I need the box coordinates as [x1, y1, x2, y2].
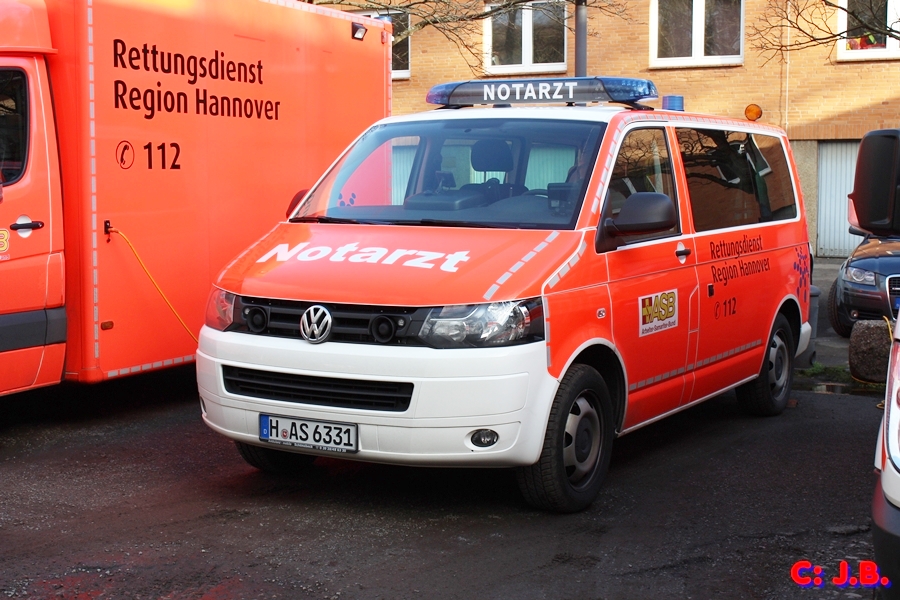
[639, 290, 678, 337]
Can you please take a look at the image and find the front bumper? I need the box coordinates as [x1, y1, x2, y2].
[873, 471, 900, 599]
[196, 326, 560, 467]
[838, 277, 893, 322]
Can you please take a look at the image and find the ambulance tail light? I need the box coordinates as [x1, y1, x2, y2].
[205, 288, 235, 331]
[885, 340, 900, 472]
[418, 298, 544, 349]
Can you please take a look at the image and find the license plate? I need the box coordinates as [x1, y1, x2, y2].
[258, 414, 358, 453]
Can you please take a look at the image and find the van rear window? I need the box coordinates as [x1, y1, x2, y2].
[676, 128, 797, 232]
[293, 119, 605, 230]
[0, 70, 27, 185]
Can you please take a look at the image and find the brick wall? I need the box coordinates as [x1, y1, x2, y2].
[387, 0, 900, 141]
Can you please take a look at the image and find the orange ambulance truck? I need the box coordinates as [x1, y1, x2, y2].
[197, 77, 814, 512]
[0, 0, 390, 396]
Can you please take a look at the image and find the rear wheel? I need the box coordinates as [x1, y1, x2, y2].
[736, 314, 795, 416]
[235, 441, 317, 474]
[516, 364, 614, 513]
[827, 279, 854, 338]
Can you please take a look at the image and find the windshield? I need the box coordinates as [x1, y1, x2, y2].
[293, 118, 606, 229]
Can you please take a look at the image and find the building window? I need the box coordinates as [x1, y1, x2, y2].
[837, 0, 900, 60]
[360, 12, 410, 79]
[484, 2, 566, 75]
[650, 0, 743, 68]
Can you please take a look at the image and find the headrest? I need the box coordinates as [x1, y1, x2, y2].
[471, 139, 513, 172]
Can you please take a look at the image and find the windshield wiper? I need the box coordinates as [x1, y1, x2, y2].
[395, 219, 501, 229]
[290, 215, 367, 224]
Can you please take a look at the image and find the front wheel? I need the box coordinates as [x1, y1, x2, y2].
[736, 314, 795, 416]
[516, 364, 614, 513]
[827, 279, 854, 338]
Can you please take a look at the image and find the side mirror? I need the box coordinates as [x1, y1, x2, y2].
[286, 189, 309, 219]
[848, 129, 900, 236]
[603, 192, 677, 236]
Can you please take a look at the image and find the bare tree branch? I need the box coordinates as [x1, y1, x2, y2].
[750, 0, 900, 62]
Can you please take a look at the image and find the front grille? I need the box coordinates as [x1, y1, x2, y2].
[235, 297, 430, 346]
[223, 366, 413, 411]
[889, 276, 900, 318]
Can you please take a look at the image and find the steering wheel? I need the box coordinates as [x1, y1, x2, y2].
[524, 189, 549, 197]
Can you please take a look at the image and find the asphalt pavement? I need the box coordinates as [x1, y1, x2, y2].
[809, 257, 849, 369]
[0, 366, 885, 600]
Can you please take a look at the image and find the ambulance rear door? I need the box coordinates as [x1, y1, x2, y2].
[674, 126, 804, 403]
[0, 56, 65, 395]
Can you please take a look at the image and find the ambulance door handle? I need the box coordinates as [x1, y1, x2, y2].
[675, 248, 691, 257]
[10, 221, 44, 231]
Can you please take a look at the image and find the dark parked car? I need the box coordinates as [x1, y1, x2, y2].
[827, 230, 900, 338]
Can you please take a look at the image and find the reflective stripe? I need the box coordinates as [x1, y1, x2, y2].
[627, 339, 762, 391]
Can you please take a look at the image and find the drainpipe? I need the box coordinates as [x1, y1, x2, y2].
[575, 0, 587, 76]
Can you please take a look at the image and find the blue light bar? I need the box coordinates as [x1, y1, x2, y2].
[426, 77, 658, 107]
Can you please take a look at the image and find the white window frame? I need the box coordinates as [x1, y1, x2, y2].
[483, 1, 567, 76]
[836, 0, 900, 61]
[358, 11, 411, 80]
[649, 0, 744, 69]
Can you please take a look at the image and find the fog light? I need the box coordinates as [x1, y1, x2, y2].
[371, 315, 396, 343]
[245, 307, 268, 333]
[471, 429, 499, 447]
[850, 310, 859, 318]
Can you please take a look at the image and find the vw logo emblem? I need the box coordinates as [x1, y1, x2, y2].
[300, 305, 333, 344]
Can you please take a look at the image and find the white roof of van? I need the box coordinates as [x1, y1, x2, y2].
[379, 105, 630, 125]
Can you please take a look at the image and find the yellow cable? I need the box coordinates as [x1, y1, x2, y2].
[884, 315, 894, 339]
[108, 227, 199, 344]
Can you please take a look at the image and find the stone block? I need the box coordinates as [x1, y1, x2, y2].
[849, 319, 892, 383]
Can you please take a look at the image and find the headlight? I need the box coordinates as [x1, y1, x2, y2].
[842, 266, 876, 285]
[418, 298, 544, 348]
[205, 288, 235, 331]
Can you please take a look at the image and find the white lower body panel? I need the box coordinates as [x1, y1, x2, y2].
[796, 321, 812, 357]
[196, 326, 559, 467]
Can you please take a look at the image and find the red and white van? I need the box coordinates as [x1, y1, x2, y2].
[197, 77, 813, 512]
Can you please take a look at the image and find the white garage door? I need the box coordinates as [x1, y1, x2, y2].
[817, 141, 860, 257]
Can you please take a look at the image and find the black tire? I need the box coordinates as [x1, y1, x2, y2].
[235, 441, 317, 474]
[827, 279, 854, 338]
[736, 314, 795, 416]
[516, 364, 614, 513]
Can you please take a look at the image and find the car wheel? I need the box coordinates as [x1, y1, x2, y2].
[736, 314, 795, 416]
[827, 279, 854, 338]
[516, 364, 614, 513]
[235, 441, 317, 473]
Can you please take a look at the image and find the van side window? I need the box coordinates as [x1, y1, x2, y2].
[606, 127, 678, 243]
[0, 70, 27, 185]
[676, 128, 797, 232]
